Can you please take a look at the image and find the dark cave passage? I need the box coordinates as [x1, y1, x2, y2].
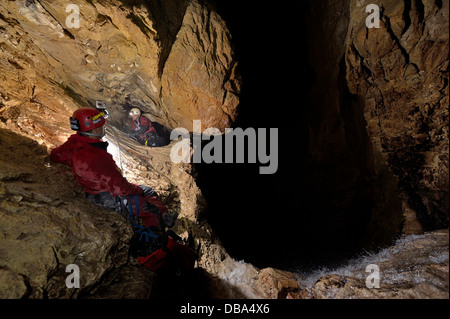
[195, 1, 404, 271]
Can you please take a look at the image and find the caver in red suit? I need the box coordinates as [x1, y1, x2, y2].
[128, 108, 166, 147]
[50, 107, 144, 205]
[50, 107, 194, 273]
[50, 133, 143, 198]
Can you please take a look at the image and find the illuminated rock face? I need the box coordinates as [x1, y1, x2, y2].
[160, 0, 241, 130]
[0, 0, 240, 299]
[0, 0, 240, 137]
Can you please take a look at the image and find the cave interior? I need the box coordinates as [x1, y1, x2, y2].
[194, 1, 403, 271]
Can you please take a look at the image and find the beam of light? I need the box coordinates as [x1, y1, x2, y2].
[104, 136, 123, 171]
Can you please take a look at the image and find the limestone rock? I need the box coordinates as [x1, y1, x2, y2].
[80, 263, 156, 299]
[0, 128, 134, 298]
[0, 0, 447, 300]
[256, 268, 302, 299]
[0, 0, 240, 135]
[302, 230, 449, 299]
[345, 0, 449, 231]
[304, 0, 405, 254]
[160, 0, 241, 130]
[302, 0, 448, 257]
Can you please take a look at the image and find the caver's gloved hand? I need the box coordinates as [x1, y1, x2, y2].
[139, 185, 157, 197]
[163, 211, 179, 228]
[128, 125, 149, 138]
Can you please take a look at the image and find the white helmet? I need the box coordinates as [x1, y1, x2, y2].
[129, 108, 141, 117]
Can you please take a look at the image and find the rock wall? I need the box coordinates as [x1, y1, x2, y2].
[0, 0, 240, 134]
[345, 0, 449, 232]
[304, 0, 448, 250]
[160, 0, 241, 129]
[303, 0, 405, 255]
[0, 0, 243, 299]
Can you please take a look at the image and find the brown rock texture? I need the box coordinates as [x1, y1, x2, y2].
[160, 0, 241, 130]
[0, 0, 242, 299]
[303, 0, 448, 252]
[0, 0, 448, 300]
[345, 0, 449, 231]
[0, 128, 134, 298]
[301, 230, 449, 299]
[0, 0, 240, 134]
[256, 268, 302, 299]
[304, 0, 405, 254]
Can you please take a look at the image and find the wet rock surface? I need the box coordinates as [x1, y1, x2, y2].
[299, 230, 449, 299]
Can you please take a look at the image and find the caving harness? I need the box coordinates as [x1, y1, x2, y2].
[116, 193, 183, 259]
